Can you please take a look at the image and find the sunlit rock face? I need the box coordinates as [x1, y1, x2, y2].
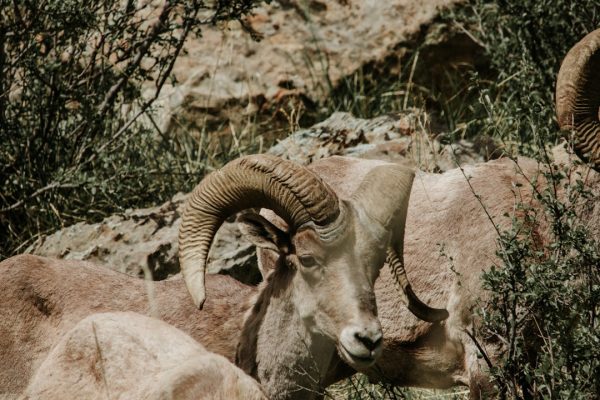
[157, 0, 463, 134]
[27, 192, 258, 283]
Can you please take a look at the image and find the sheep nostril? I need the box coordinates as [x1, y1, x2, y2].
[354, 332, 382, 351]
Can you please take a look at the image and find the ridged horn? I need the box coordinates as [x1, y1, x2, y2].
[178, 154, 341, 309]
[556, 29, 600, 169]
[352, 163, 449, 323]
[387, 249, 449, 323]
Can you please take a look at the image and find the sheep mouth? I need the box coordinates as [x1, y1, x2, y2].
[337, 344, 378, 370]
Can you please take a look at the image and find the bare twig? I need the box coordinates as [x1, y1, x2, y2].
[97, 3, 174, 116]
[464, 328, 495, 371]
[76, 5, 197, 168]
[403, 50, 419, 110]
[0, 182, 80, 213]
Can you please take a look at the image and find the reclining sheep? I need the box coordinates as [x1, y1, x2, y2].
[253, 29, 600, 398]
[23, 312, 267, 400]
[0, 154, 444, 399]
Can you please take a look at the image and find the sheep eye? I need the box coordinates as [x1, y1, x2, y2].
[298, 255, 317, 268]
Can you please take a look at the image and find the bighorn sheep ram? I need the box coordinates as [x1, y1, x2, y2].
[256, 29, 600, 397]
[23, 312, 267, 400]
[0, 155, 445, 399]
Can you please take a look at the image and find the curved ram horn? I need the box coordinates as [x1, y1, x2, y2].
[387, 249, 449, 323]
[352, 163, 449, 322]
[178, 154, 341, 309]
[556, 28, 600, 169]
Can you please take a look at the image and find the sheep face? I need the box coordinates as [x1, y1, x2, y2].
[239, 200, 388, 370]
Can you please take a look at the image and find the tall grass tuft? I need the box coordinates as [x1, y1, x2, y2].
[0, 0, 261, 258]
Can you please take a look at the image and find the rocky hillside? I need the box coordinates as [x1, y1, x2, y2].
[28, 111, 487, 282]
[25, 0, 493, 283]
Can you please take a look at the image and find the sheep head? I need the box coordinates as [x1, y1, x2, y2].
[178, 155, 415, 370]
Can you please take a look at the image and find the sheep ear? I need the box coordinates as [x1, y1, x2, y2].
[237, 213, 289, 253]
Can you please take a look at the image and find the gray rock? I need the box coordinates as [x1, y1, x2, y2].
[269, 111, 483, 170]
[27, 193, 259, 284]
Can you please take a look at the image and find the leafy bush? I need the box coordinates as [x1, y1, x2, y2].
[0, 0, 260, 257]
[475, 156, 600, 399]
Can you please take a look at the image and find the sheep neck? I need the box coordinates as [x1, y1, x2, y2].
[236, 264, 336, 400]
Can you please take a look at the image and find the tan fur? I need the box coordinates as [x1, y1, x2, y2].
[1, 158, 416, 400]
[0, 255, 251, 396]
[23, 312, 267, 400]
[259, 154, 599, 397]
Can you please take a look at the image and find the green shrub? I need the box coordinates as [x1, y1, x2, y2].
[0, 0, 261, 258]
[475, 157, 600, 399]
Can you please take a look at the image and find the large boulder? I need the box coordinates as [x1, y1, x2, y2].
[160, 0, 467, 133]
[28, 111, 485, 281]
[268, 110, 484, 170]
[26, 193, 259, 284]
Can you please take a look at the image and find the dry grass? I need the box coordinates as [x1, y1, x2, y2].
[325, 374, 470, 400]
